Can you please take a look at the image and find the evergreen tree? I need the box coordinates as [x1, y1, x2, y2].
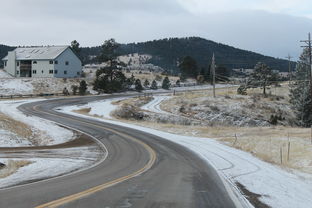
[97, 38, 119, 66]
[93, 69, 127, 93]
[143, 79, 150, 88]
[94, 39, 128, 93]
[71, 85, 78, 95]
[248, 62, 274, 95]
[79, 80, 87, 95]
[290, 48, 312, 127]
[162, 76, 171, 89]
[179, 56, 198, 80]
[71, 40, 81, 55]
[135, 79, 143, 92]
[151, 80, 158, 90]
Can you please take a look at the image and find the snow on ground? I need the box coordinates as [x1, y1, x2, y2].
[0, 70, 13, 78]
[0, 156, 94, 188]
[0, 129, 32, 147]
[60, 97, 312, 208]
[141, 96, 172, 115]
[0, 99, 104, 188]
[0, 79, 34, 95]
[0, 99, 74, 146]
[73, 98, 121, 119]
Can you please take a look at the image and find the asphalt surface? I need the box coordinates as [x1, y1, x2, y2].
[0, 95, 238, 208]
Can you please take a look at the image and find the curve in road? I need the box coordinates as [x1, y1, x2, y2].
[0, 95, 239, 208]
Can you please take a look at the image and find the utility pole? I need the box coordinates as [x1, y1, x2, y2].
[211, 53, 216, 98]
[300, 33, 312, 81]
[286, 54, 293, 84]
[301, 33, 312, 129]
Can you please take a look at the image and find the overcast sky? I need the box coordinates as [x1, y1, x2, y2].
[1, 0, 312, 59]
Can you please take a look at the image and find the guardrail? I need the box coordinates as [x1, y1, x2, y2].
[0, 93, 66, 99]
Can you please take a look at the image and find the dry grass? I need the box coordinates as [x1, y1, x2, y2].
[112, 118, 312, 174]
[112, 96, 153, 108]
[73, 108, 91, 115]
[0, 160, 32, 178]
[0, 112, 55, 146]
[115, 84, 312, 174]
[0, 113, 33, 139]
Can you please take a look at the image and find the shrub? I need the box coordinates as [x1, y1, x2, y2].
[79, 80, 87, 95]
[151, 80, 158, 90]
[71, 85, 78, 95]
[237, 85, 247, 95]
[162, 76, 171, 90]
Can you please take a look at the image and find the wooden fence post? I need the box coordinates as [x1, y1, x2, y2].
[280, 146, 283, 164]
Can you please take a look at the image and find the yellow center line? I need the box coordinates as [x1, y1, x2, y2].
[31, 104, 157, 208]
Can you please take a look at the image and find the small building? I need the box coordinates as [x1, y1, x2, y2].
[2, 46, 82, 78]
[233, 68, 255, 75]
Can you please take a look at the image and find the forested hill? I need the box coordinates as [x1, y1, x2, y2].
[117, 37, 293, 72]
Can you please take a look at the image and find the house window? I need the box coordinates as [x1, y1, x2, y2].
[65, 61, 69, 65]
[49, 60, 54, 64]
[54, 70, 58, 74]
[4, 61, 7, 67]
[42, 70, 44, 74]
[55, 61, 58, 64]
[16, 71, 19, 75]
[49, 70, 54, 74]
[64, 70, 67, 75]
[33, 61, 37, 64]
[16, 61, 20, 66]
[32, 70, 37, 74]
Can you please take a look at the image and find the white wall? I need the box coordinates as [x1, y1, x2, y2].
[54, 48, 82, 78]
[32, 60, 54, 78]
[5, 51, 16, 76]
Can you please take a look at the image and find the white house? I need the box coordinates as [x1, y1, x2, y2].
[2, 46, 82, 78]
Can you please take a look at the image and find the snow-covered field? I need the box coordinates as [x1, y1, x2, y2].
[0, 145, 101, 188]
[0, 99, 103, 188]
[60, 96, 312, 208]
[0, 99, 74, 146]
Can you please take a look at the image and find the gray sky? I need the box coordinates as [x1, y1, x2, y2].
[1, 0, 312, 59]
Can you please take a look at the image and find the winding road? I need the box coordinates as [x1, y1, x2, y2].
[0, 95, 238, 208]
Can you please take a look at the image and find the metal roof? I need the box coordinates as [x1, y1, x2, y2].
[2, 46, 69, 61]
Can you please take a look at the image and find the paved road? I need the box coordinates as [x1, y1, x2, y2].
[0, 95, 238, 208]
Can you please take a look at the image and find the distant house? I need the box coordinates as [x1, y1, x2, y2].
[233, 68, 254, 75]
[2, 46, 82, 78]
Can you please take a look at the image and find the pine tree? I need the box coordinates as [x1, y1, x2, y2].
[151, 80, 158, 90]
[289, 48, 312, 126]
[79, 80, 87, 95]
[162, 76, 171, 90]
[248, 62, 274, 95]
[179, 56, 198, 80]
[143, 79, 150, 88]
[135, 79, 143, 92]
[71, 85, 78, 95]
[71, 40, 81, 55]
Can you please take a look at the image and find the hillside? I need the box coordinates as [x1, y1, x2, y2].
[117, 37, 294, 73]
